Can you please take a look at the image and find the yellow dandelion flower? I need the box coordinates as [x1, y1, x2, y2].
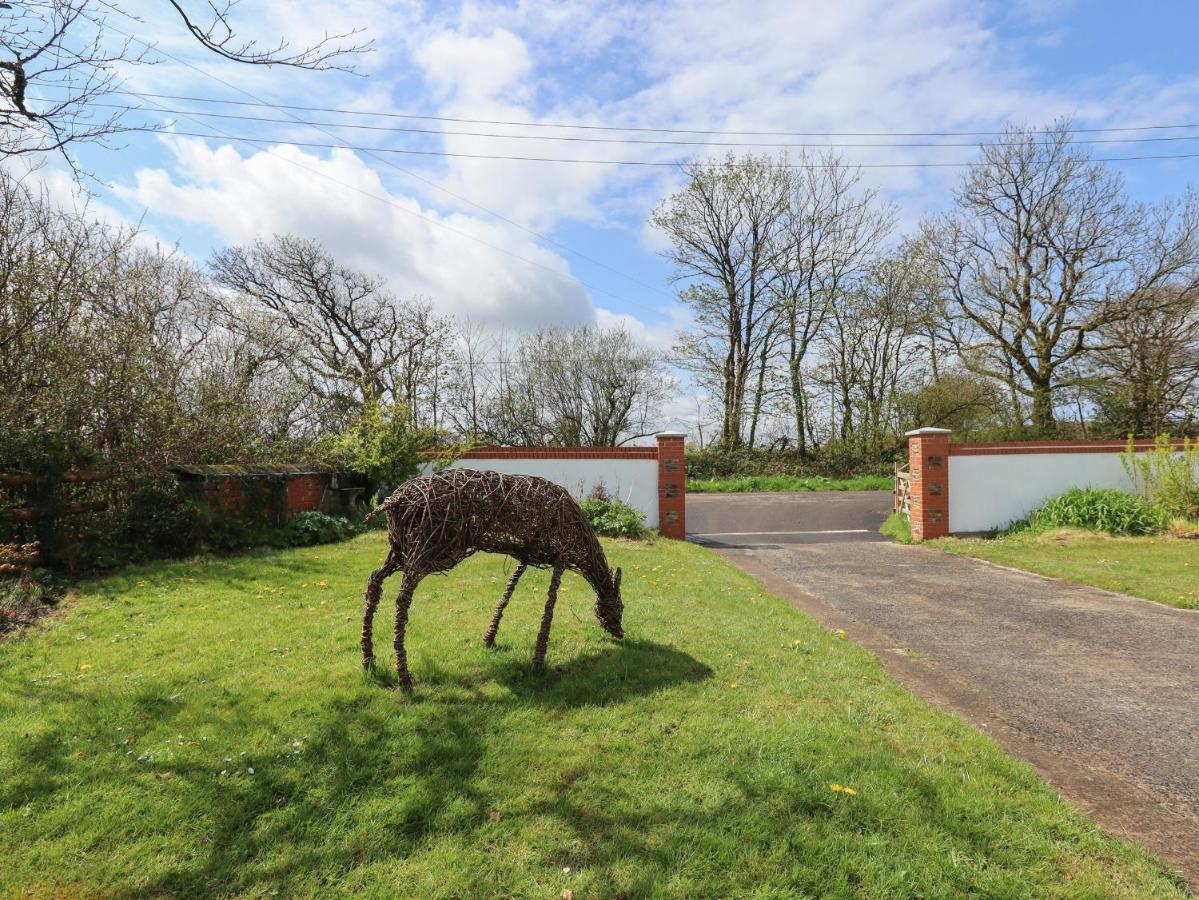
[830, 783, 843, 792]
[844, 787, 857, 796]
[79, 663, 93, 671]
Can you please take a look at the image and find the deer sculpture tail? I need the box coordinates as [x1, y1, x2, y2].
[363, 495, 397, 524]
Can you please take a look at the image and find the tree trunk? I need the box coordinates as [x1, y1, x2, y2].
[1030, 379, 1056, 435]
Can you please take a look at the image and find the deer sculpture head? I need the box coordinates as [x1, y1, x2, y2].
[595, 566, 624, 639]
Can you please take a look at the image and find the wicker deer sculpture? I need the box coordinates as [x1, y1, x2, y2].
[361, 469, 624, 687]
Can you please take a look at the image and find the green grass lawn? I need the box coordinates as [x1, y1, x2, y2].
[687, 474, 892, 493]
[0, 535, 1186, 897]
[934, 530, 1199, 610]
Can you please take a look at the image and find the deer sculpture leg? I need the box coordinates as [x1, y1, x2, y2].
[361, 550, 399, 669]
[393, 570, 421, 688]
[531, 565, 564, 671]
[483, 562, 527, 648]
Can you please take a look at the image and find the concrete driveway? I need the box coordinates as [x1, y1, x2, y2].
[688, 492, 1199, 886]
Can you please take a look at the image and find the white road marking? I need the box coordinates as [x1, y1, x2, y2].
[690, 529, 871, 536]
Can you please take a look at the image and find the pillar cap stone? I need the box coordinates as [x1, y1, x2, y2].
[655, 431, 688, 439]
[904, 427, 952, 437]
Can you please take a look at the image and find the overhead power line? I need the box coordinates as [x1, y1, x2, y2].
[86, 18, 679, 310]
[145, 129, 1199, 168]
[42, 98, 1199, 149]
[37, 85, 1199, 138]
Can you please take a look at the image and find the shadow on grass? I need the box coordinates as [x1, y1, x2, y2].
[2, 639, 713, 896]
[367, 638, 712, 708]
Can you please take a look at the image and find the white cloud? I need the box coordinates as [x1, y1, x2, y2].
[86, 0, 1199, 366]
[415, 28, 533, 104]
[113, 137, 596, 329]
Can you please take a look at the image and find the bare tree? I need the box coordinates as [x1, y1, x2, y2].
[652, 154, 789, 448]
[774, 153, 893, 452]
[209, 236, 452, 426]
[921, 122, 1199, 434]
[1086, 287, 1199, 436]
[1, 0, 369, 173]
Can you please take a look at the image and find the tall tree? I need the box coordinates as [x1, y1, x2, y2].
[652, 154, 789, 448]
[209, 236, 453, 427]
[921, 122, 1199, 434]
[1086, 287, 1199, 436]
[774, 154, 892, 452]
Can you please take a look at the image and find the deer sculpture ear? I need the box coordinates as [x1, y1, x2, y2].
[613, 567, 622, 593]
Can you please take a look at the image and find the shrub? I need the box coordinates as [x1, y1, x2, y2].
[120, 487, 204, 559]
[282, 511, 363, 546]
[1123, 435, 1199, 520]
[579, 497, 648, 539]
[0, 571, 59, 631]
[1015, 487, 1167, 536]
[319, 397, 430, 502]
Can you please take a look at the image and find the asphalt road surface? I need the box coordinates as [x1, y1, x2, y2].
[686, 490, 892, 545]
[688, 490, 1199, 886]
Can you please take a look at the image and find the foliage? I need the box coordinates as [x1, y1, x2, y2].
[1011, 488, 1167, 537]
[1123, 435, 1199, 519]
[936, 531, 1199, 610]
[688, 474, 891, 493]
[685, 446, 893, 482]
[0, 430, 102, 570]
[880, 511, 914, 544]
[0, 572, 56, 630]
[320, 396, 429, 500]
[119, 487, 205, 560]
[282, 511, 363, 547]
[0, 536, 1183, 895]
[578, 496, 649, 539]
[206, 511, 362, 553]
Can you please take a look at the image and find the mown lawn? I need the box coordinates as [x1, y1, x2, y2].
[687, 474, 892, 493]
[934, 530, 1199, 610]
[0, 534, 1186, 897]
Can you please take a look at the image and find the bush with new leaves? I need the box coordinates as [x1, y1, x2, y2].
[1014, 487, 1166, 536]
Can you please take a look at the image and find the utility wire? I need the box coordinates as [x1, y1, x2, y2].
[36, 85, 1199, 138]
[38, 97, 1199, 149]
[142, 129, 1199, 168]
[80, 18, 678, 306]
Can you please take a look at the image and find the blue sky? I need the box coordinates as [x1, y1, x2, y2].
[20, 0, 1199, 344]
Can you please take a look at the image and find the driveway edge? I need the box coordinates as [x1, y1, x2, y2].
[712, 544, 1199, 890]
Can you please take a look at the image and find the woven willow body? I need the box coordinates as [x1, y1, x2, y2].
[360, 469, 624, 687]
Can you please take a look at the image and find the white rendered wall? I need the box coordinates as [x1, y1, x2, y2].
[422, 458, 660, 527]
[948, 453, 1137, 533]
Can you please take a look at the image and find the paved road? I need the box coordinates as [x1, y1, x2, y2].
[686, 490, 892, 544]
[689, 492, 1199, 886]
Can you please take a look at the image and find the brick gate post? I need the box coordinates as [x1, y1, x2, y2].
[905, 427, 951, 540]
[655, 432, 687, 539]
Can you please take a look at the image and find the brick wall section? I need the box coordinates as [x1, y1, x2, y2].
[656, 432, 687, 539]
[187, 473, 329, 526]
[906, 428, 950, 540]
[285, 475, 326, 516]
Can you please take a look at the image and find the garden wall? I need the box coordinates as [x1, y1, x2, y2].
[425, 432, 687, 538]
[903, 429, 1192, 538]
[170, 465, 365, 526]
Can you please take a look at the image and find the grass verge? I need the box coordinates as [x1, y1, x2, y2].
[880, 511, 914, 544]
[687, 474, 892, 493]
[933, 529, 1199, 610]
[0, 534, 1186, 896]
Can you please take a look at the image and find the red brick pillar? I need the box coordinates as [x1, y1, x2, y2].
[656, 432, 687, 539]
[906, 427, 951, 540]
